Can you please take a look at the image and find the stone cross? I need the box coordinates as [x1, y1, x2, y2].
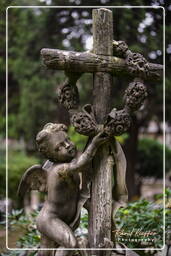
[41, 8, 162, 256]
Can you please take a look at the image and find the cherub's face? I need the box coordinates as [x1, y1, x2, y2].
[48, 131, 77, 163]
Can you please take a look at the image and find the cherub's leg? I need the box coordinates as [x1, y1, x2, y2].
[37, 235, 74, 256]
[54, 247, 74, 256]
[77, 236, 90, 256]
[37, 217, 77, 248]
[38, 234, 57, 256]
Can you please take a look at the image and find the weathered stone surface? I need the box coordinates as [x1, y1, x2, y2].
[89, 8, 113, 256]
[104, 108, 131, 136]
[41, 48, 162, 81]
[71, 104, 97, 136]
[126, 52, 150, 77]
[124, 80, 148, 112]
[38, 7, 163, 256]
[57, 81, 79, 110]
[113, 40, 129, 58]
[19, 122, 110, 256]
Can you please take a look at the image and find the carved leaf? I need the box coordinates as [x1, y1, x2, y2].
[57, 81, 79, 110]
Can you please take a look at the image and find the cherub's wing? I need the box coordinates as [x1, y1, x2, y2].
[17, 164, 48, 199]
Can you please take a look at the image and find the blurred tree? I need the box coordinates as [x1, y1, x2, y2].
[2, 4, 95, 151]
[0, 149, 39, 203]
[136, 138, 171, 178]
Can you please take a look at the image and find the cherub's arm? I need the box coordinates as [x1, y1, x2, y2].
[68, 132, 108, 173]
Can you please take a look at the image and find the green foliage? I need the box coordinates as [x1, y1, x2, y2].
[1, 251, 33, 256]
[15, 210, 40, 249]
[4, 190, 170, 254]
[114, 189, 171, 254]
[136, 138, 171, 178]
[115, 200, 164, 249]
[68, 126, 88, 151]
[0, 149, 39, 200]
[115, 133, 129, 144]
[2, 6, 95, 147]
[166, 77, 171, 123]
[1, 3, 168, 144]
[1, 210, 39, 256]
[1, 1, 170, 254]
[2, 189, 170, 255]
[80, 212, 88, 230]
[18, 76, 58, 143]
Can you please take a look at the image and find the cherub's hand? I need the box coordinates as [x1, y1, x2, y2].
[99, 237, 114, 248]
[92, 132, 108, 146]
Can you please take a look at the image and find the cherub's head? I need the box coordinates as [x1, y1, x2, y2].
[36, 123, 77, 163]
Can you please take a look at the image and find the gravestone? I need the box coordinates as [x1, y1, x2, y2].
[19, 7, 163, 256]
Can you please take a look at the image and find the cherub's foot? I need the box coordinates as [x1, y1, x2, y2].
[54, 247, 73, 256]
[99, 237, 114, 248]
[77, 236, 88, 248]
[114, 243, 139, 255]
[77, 236, 90, 256]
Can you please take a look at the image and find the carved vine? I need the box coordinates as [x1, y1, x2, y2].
[57, 42, 148, 137]
[69, 78, 147, 137]
[104, 79, 147, 136]
[113, 40, 150, 78]
[126, 52, 150, 77]
[57, 81, 79, 110]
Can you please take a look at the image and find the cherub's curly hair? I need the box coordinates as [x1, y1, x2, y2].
[36, 123, 68, 158]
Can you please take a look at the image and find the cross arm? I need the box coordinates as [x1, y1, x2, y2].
[41, 48, 163, 82]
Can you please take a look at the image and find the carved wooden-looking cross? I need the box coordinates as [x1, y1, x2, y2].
[41, 8, 162, 255]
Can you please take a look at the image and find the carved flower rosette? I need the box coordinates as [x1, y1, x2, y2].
[124, 80, 148, 112]
[71, 104, 97, 136]
[56, 40, 149, 138]
[104, 79, 147, 137]
[104, 109, 131, 136]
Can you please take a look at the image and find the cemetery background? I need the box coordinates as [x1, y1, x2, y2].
[0, 0, 171, 255]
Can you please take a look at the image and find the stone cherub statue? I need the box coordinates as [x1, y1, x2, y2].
[18, 41, 148, 255]
[18, 122, 108, 256]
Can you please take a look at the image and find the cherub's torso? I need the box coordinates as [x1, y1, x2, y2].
[42, 162, 80, 224]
